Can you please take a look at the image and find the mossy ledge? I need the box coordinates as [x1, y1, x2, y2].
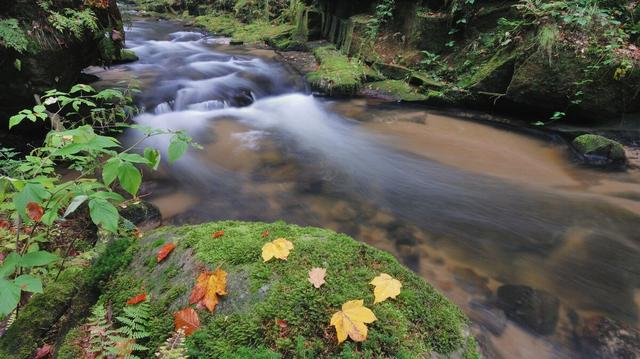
[61, 220, 478, 358]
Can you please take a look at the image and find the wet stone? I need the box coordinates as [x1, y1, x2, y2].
[496, 284, 560, 335]
[576, 315, 640, 359]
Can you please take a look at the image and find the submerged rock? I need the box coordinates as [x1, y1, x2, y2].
[571, 134, 627, 167]
[576, 315, 640, 359]
[60, 221, 478, 357]
[496, 284, 560, 335]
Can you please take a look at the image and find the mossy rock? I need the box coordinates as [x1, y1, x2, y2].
[364, 80, 429, 102]
[307, 45, 371, 97]
[571, 134, 627, 167]
[113, 49, 139, 64]
[373, 63, 412, 81]
[88, 221, 478, 358]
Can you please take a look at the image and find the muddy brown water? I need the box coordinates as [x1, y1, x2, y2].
[88, 19, 640, 358]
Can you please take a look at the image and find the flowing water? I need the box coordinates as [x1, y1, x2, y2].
[89, 19, 640, 358]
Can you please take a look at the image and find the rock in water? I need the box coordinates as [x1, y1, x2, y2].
[119, 200, 162, 230]
[496, 284, 560, 335]
[571, 134, 627, 167]
[577, 315, 640, 359]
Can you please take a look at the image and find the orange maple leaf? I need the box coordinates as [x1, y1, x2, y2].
[126, 293, 147, 305]
[157, 243, 176, 263]
[189, 268, 227, 312]
[26, 202, 44, 222]
[173, 307, 200, 336]
[212, 230, 225, 238]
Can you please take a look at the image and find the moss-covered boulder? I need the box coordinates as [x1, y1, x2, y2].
[363, 80, 429, 102]
[307, 45, 372, 96]
[572, 134, 627, 167]
[113, 49, 140, 64]
[64, 221, 478, 358]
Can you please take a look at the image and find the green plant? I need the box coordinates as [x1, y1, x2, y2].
[155, 329, 188, 359]
[366, 0, 396, 39]
[48, 8, 99, 39]
[0, 85, 196, 321]
[0, 19, 29, 53]
[86, 301, 151, 359]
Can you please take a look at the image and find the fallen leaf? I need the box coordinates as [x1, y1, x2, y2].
[262, 238, 293, 262]
[133, 228, 143, 238]
[126, 293, 147, 305]
[157, 242, 176, 263]
[308, 267, 327, 288]
[34, 343, 53, 359]
[212, 230, 225, 238]
[330, 300, 377, 344]
[370, 273, 402, 304]
[189, 268, 227, 312]
[173, 307, 200, 336]
[276, 319, 288, 329]
[0, 219, 10, 230]
[26, 202, 44, 222]
[261, 230, 270, 238]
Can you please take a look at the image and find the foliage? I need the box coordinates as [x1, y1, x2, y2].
[308, 267, 326, 288]
[86, 301, 151, 359]
[366, 0, 396, 39]
[48, 8, 100, 39]
[155, 329, 188, 359]
[0, 84, 195, 321]
[0, 19, 30, 53]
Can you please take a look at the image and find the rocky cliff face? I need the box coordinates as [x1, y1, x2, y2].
[0, 0, 124, 125]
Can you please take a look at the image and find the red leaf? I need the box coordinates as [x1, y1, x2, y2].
[127, 293, 147, 305]
[26, 202, 44, 222]
[157, 243, 176, 263]
[212, 230, 225, 239]
[0, 219, 10, 230]
[34, 344, 53, 359]
[173, 307, 200, 336]
[261, 230, 270, 238]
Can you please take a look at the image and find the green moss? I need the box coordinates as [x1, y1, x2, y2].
[101, 221, 474, 357]
[57, 326, 84, 359]
[307, 45, 371, 96]
[457, 48, 518, 90]
[193, 14, 299, 49]
[113, 49, 139, 64]
[0, 237, 135, 358]
[572, 134, 626, 161]
[365, 80, 429, 102]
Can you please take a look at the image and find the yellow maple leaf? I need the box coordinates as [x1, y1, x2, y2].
[370, 273, 402, 304]
[262, 238, 294, 262]
[330, 300, 377, 344]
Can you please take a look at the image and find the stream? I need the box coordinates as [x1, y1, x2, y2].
[89, 19, 640, 358]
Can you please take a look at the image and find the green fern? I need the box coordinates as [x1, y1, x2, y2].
[0, 18, 29, 53]
[48, 8, 99, 39]
[115, 301, 152, 341]
[87, 304, 117, 358]
[155, 329, 188, 359]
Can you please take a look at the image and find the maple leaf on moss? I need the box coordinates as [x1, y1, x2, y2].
[330, 300, 377, 344]
[308, 267, 327, 288]
[157, 242, 176, 263]
[262, 238, 293, 262]
[189, 268, 227, 312]
[370, 273, 402, 304]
